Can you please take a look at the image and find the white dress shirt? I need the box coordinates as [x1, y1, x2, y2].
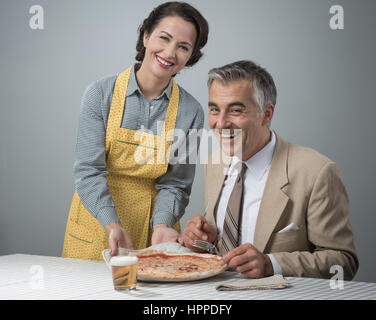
[215, 130, 282, 274]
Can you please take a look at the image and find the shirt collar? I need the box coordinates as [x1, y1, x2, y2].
[228, 130, 276, 181]
[126, 64, 173, 99]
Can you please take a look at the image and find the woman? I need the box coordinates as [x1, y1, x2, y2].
[62, 2, 209, 260]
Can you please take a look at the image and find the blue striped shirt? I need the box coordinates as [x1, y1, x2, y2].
[74, 65, 204, 229]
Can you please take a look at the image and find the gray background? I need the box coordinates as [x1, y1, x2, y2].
[0, 0, 375, 282]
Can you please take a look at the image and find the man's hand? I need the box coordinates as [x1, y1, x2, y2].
[181, 214, 218, 251]
[221, 243, 274, 278]
[105, 222, 134, 255]
[152, 224, 180, 245]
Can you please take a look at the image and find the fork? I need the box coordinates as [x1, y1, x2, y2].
[191, 201, 219, 254]
[193, 239, 219, 255]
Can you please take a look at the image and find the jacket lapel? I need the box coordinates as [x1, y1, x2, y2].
[253, 134, 290, 253]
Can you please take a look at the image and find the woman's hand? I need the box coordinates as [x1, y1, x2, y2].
[105, 222, 134, 255]
[152, 224, 180, 245]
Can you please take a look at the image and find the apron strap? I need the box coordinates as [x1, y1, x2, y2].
[157, 78, 180, 163]
[105, 67, 132, 152]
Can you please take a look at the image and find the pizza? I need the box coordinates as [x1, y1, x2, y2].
[133, 250, 227, 281]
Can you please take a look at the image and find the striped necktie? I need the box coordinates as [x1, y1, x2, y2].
[219, 162, 247, 255]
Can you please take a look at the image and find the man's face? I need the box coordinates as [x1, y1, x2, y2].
[208, 79, 273, 160]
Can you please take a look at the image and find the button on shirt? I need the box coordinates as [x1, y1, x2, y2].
[74, 65, 204, 229]
[215, 131, 282, 274]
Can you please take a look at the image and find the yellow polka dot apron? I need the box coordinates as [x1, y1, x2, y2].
[62, 66, 180, 260]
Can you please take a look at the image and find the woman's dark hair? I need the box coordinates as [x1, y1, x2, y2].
[135, 2, 209, 67]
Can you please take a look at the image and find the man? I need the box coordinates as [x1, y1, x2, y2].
[182, 60, 358, 280]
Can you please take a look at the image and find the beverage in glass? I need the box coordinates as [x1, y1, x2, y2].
[110, 255, 138, 291]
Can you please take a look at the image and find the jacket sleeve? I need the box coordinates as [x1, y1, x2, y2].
[272, 162, 359, 280]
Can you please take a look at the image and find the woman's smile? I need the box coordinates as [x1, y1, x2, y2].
[156, 55, 174, 69]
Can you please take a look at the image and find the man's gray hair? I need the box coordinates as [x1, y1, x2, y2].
[207, 60, 277, 112]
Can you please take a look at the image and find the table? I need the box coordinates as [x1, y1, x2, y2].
[0, 254, 375, 300]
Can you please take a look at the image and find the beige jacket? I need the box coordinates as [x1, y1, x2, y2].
[204, 133, 358, 280]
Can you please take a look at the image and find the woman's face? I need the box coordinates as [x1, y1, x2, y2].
[142, 15, 197, 80]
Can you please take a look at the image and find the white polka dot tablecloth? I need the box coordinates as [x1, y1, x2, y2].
[0, 254, 375, 300]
